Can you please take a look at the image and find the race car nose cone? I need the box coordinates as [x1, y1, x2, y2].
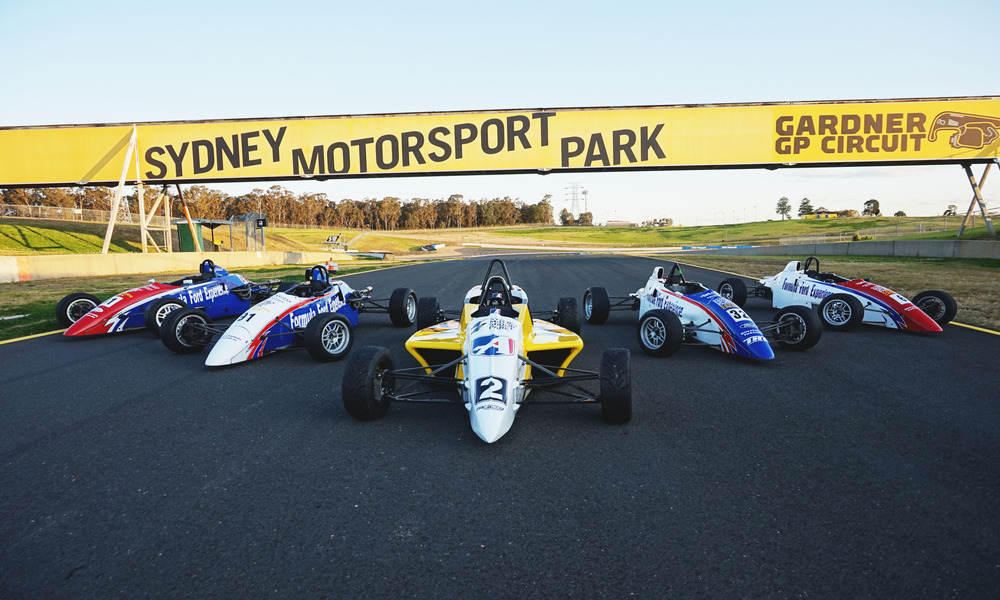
[470, 405, 515, 443]
[205, 325, 253, 367]
[747, 339, 776, 360]
[64, 317, 99, 337]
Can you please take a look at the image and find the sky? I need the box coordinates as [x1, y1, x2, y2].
[2, 0, 997, 226]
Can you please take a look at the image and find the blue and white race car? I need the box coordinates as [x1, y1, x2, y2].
[583, 263, 821, 359]
[159, 265, 417, 365]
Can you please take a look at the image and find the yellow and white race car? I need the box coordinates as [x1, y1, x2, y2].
[340, 259, 631, 443]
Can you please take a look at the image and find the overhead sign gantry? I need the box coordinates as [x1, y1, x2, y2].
[1, 95, 997, 248]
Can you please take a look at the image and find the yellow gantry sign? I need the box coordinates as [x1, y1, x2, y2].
[1, 96, 998, 186]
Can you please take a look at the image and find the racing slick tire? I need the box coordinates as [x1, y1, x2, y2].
[342, 346, 395, 420]
[389, 288, 418, 327]
[636, 309, 684, 356]
[557, 297, 581, 334]
[583, 287, 611, 324]
[56, 292, 100, 327]
[161, 307, 213, 354]
[773, 305, 822, 351]
[912, 290, 957, 326]
[599, 348, 632, 424]
[417, 297, 441, 330]
[818, 293, 864, 331]
[304, 313, 354, 361]
[717, 278, 748, 307]
[144, 297, 188, 337]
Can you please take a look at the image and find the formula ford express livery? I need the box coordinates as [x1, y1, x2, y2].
[340, 259, 631, 444]
[716, 256, 957, 332]
[583, 263, 822, 359]
[59, 260, 281, 337]
[160, 265, 417, 365]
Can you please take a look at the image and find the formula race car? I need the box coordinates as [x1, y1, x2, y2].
[583, 263, 821, 359]
[340, 259, 631, 444]
[59, 260, 281, 337]
[159, 264, 417, 365]
[716, 256, 957, 332]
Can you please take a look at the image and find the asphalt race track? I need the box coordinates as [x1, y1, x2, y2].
[2, 254, 998, 599]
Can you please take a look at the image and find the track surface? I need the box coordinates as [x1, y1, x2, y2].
[2, 255, 998, 599]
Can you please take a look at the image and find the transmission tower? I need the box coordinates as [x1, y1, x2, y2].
[565, 182, 587, 216]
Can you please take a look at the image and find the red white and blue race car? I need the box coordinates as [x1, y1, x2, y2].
[584, 263, 821, 359]
[716, 256, 958, 332]
[159, 264, 417, 365]
[58, 260, 281, 337]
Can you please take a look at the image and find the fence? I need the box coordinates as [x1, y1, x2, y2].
[1, 203, 173, 228]
[778, 216, 981, 245]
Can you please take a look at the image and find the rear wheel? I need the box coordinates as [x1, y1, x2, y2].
[636, 309, 684, 356]
[912, 290, 957, 326]
[389, 288, 418, 327]
[819, 293, 864, 330]
[144, 297, 187, 336]
[417, 297, 441, 330]
[342, 346, 395, 420]
[56, 293, 100, 327]
[774, 305, 822, 351]
[717, 278, 748, 307]
[304, 313, 354, 361]
[557, 297, 580, 334]
[599, 348, 632, 424]
[583, 287, 611, 324]
[161, 308, 213, 354]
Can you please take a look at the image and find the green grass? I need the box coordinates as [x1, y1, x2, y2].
[0, 220, 140, 254]
[486, 217, 991, 245]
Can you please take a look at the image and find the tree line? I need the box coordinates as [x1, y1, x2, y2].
[774, 196, 876, 220]
[0, 185, 556, 230]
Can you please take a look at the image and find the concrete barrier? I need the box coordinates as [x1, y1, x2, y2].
[0, 250, 360, 283]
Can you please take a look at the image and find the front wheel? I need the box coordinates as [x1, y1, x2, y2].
[717, 278, 748, 307]
[56, 293, 100, 327]
[389, 288, 417, 327]
[144, 297, 188, 336]
[583, 287, 610, 324]
[599, 348, 632, 424]
[161, 308, 213, 354]
[304, 313, 354, 361]
[912, 290, 957, 326]
[636, 309, 684, 356]
[773, 305, 822, 351]
[819, 293, 864, 330]
[556, 297, 580, 334]
[342, 346, 395, 420]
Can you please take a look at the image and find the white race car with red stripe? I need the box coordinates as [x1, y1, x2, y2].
[719, 256, 958, 332]
[158, 265, 416, 365]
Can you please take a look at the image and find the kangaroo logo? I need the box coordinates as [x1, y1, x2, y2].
[928, 112, 1000, 149]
